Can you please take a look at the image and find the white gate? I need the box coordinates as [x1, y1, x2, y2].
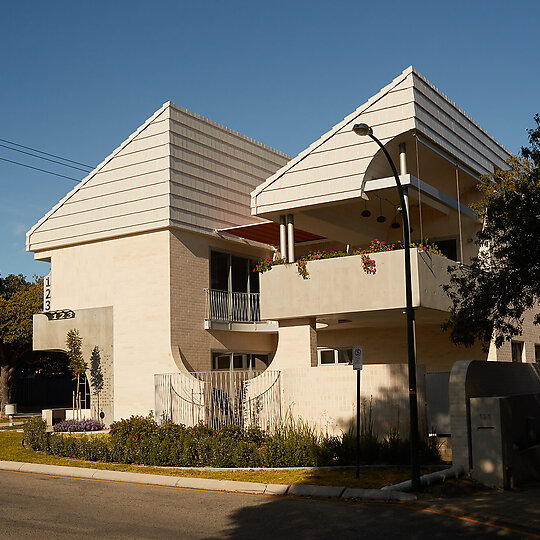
[155, 371, 281, 430]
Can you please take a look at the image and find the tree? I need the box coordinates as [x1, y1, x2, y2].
[89, 345, 103, 418]
[66, 329, 87, 419]
[443, 114, 540, 349]
[0, 275, 43, 415]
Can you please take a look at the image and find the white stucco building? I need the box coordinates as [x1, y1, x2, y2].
[28, 67, 539, 434]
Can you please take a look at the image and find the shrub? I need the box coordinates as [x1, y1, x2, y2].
[25, 415, 441, 468]
[109, 414, 157, 443]
[53, 418, 105, 433]
[23, 418, 49, 452]
[380, 431, 409, 465]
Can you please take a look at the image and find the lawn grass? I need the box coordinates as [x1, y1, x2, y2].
[0, 416, 32, 424]
[0, 431, 431, 488]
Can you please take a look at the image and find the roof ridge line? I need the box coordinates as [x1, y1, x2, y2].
[251, 69, 413, 201]
[167, 101, 291, 159]
[410, 68, 512, 155]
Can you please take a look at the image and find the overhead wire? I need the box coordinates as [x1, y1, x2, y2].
[0, 157, 81, 182]
[0, 138, 94, 169]
[0, 143, 93, 173]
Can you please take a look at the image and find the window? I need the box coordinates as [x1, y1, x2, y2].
[317, 348, 352, 365]
[535, 344, 540, 363]
[511, 341, 524, 363]
[77, 376, 91, 409]
[210, 251, 259, 294]
[432, 238, 458, 261]
[211, 351, 269, 372]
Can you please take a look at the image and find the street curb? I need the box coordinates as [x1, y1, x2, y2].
[288, 484, 345, 498]
[343, 488, 417, 501]
[0, 461, 415, 501]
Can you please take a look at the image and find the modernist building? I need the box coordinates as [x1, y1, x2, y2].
[28, 67, 540, 433]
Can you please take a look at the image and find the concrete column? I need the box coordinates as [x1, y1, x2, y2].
[399, 143, 407, 176]
[279, 215, 287, 260]
[287, 214, 295, 263]
[268, 317, 317, 369]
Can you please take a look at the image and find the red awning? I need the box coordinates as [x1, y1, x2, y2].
[217, 221, 324, 245]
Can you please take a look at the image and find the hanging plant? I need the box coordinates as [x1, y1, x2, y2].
[255, 238, 445, 280]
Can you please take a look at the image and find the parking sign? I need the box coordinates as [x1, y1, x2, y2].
[352, 346, 363, 370]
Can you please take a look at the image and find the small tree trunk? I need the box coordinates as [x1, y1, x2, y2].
[0, 366, 11, 418]
[77, 374, 81, 420]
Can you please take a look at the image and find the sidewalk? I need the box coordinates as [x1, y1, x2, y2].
[415, 483, 540, 535]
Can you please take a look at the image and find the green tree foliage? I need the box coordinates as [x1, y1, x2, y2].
[443, 115, 540, 348]
[66, 329, 87, 418]
[90, 346, 103, 394]
[90, 345, 103, 417]
[66, 329, 86, 380]
[0, 275, 43, 413]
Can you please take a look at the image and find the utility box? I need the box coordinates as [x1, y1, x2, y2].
[471, 394, 540, 489]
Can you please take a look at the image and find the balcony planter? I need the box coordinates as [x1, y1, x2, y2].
[260, 249, 455, 321]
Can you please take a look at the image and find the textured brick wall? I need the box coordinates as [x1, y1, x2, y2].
[488, 308, 540, 363]
[169, 229, 278, 373]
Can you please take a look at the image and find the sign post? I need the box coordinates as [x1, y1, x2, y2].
[352, 346, 363, 480]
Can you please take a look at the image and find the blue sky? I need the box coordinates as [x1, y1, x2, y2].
[2, 0, 539, 278]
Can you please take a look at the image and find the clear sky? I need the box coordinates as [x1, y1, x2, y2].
[2, 0, 539, 279]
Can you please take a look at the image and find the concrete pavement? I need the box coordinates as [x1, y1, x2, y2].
[414, 485, 540, 537]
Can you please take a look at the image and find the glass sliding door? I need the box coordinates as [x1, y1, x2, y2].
[231, 256, 249, 321]
[209, 251, 261, 322]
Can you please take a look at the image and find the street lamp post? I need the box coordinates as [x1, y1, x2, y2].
[352, 123, 421, 491]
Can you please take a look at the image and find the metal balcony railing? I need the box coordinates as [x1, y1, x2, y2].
[204, 289, 261, 323]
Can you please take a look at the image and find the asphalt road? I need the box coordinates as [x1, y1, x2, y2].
[0, 471, 531, 539]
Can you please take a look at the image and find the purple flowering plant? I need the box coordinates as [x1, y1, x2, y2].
[53, 418, 105, 433]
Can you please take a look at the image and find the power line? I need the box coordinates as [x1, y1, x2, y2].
[0, 143, 92, 173]
[0, 137, 94, 169]
[0, 157, 80, 182]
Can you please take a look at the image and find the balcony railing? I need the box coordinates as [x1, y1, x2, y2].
[204, 289, 261, 323]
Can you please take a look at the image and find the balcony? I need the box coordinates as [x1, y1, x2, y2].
[260, 249, 456, 326]
[204, 289, 277, 332]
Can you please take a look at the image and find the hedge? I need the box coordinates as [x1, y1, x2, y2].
[23, 416, 440, 468]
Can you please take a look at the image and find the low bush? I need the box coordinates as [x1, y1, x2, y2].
[23, 416, 441, 468]
[53, 419, 105, 433]
[23, 418, 49, 452]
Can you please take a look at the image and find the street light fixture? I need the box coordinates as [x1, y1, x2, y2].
[352, 123, 421, 491]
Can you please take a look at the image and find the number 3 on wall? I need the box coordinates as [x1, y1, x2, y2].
[43, 274, 52, 312]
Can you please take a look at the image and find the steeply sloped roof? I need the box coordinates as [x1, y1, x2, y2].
[27, 103, 289, 253]
[251, 66, 511, 218]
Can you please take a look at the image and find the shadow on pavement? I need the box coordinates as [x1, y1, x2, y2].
[204, 494, 528, 539]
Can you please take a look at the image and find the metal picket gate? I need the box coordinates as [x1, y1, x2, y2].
[155, 370, 281, 430]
